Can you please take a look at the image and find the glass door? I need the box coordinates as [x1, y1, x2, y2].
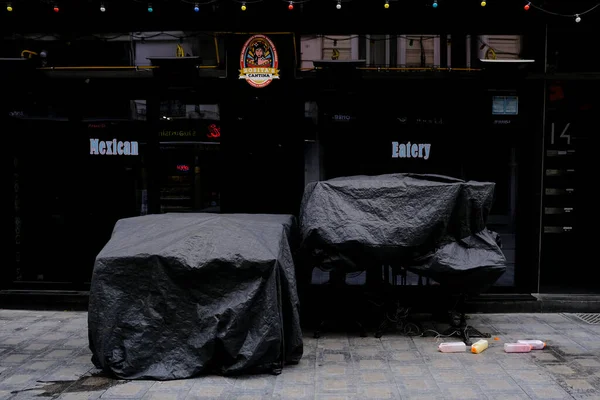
[157, 101, 222, 214]
[540, 81, 597, 293]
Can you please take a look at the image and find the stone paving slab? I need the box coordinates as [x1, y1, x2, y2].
[1, 310, 600, 399]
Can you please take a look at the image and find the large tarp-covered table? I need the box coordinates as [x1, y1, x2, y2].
[88, 213, 303, 380]
[300, 174, 506, 289]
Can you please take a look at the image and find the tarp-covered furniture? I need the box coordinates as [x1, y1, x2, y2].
[299, 173, 506, 340]
[300, 173, 505, 289]
[88, 213, 303, 380]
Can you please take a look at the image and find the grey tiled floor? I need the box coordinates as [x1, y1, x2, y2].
[1, 310, 600, 399]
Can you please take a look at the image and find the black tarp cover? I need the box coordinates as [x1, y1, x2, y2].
[407, 229, 507, 290]
[88, 213, 303, 380]
[299, 174, 505, 288]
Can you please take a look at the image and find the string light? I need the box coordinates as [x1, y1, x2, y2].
[7, 0, 598, 20]
[524, 1, 599, 23]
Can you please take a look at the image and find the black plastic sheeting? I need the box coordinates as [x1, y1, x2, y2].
[88, 213, 303, 380]
[299, 174, 506, 289]
[408, 229, 507, 291]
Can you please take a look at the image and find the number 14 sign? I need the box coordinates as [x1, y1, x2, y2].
[550, 122, 572, 146]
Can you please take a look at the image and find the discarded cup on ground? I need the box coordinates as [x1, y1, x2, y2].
[471, 339, 489, 354]
[517, 340, 546, 350]
[504, 343, 532, 353]
[438, 342, 467, 353]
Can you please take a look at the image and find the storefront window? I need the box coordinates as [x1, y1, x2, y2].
[10, 99, 149, 288]
[158, 101, 221, 213]
[7, 97, 69, 121]
[313, 82, 522, 288]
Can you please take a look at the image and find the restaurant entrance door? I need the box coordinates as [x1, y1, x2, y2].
[540, 81, 598, 293]
[220, 95, 304, 215]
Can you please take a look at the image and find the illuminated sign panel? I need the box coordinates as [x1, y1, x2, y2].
[239, 34, 280, 88]
[207, 124, 220, 138]
[492, 96, 519, 115]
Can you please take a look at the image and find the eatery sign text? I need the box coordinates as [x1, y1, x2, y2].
[391, 141, 431, 160]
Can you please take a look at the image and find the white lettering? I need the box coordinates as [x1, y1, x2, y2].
[411, 143, 419, 158]
[423, 144, 431, 160]
[399, 144, 407, 158]
[333, 115, 351, 121]
[89, 138, 139, 156]
[90, 139, 99, 154]
[391, 141, 432, 160]
[131, 141, 139, 155]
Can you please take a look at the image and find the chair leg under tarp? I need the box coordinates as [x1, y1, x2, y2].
[441, 295, 491, 345]
[312, 269, 369, 338]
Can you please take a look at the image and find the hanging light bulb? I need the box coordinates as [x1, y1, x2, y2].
[575, 14, 581, 22]
[524, 2, 530, 10]
[194, 3, 199, 12]
[6, 3, 13, 11]
[241, 2, 246, 10]
[432, 0, 438, 8]
[480, 0, 486, 6]
[147, 3, 153, 12]
[384, 0, 389, 8]
[288, 1, 293, 10]
[336, 0, 341, 9]
[100, 3, 106, 12]
[53, 4, 60, 12]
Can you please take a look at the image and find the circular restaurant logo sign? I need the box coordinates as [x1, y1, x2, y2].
[239, 34, 280, 88]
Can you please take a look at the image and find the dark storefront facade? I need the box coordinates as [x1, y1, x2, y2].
[1, 2, 598, 303]
[9, 117, 148, 289]
[307, 77, 542, 293]
[3, 74, 540, 296]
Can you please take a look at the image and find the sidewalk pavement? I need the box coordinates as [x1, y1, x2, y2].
[1, 310, 600, 400]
